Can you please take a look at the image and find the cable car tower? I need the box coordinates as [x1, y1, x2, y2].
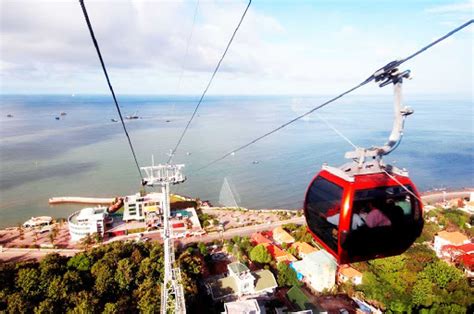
[141, 159, 186, 314]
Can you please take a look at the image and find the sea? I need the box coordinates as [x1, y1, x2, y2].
[0, 94, 472, 229]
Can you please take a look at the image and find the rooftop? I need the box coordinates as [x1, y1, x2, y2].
[251, 232, 272, 245]
[224, 299, 260, 314]
[291, 241, 318, 255]
[228, 262, 250, 275]
[436, 231, 469, 245]
[292, 250, 337, 276]
[339, 266, 363, 278]
[457, 254, 474, 269]
[253, 269, 278, 293]
[209, 276, 238, 300]
[273, 226, 295, 243]
[69, 207, 107, 224]
[264, 244, 297, 262]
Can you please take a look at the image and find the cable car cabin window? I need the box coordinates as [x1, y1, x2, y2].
[344, 185, 422, 259]
[306, 176, 343, 253]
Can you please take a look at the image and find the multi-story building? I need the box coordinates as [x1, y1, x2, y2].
[208, 262, 277, 301]
[123, 192, 164, 222]
[68, 206, 109, 242]
[291, 250, 337, 292]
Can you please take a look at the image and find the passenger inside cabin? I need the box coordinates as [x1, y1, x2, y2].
[364, 201, 391, 228]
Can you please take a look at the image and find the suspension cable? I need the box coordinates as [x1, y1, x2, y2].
[168, 0, 252, 164]
[175, 0, 200, 94]
[194, 19, 473, 173]
[79, 0, 144, 182]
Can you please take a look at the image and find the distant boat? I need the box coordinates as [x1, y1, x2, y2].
[252, 160, 260, 164]
[60, 112, 67, 116]
[6, 114, 13, 118]
[55, 117, 60, 120]
[186, 152, 191, 156]
[111, 118, 118, 122]
[166, 120, 171, 123]
[126, 110, 139, 120]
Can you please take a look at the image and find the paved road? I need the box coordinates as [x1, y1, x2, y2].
[177, 216, 306, 245]
[0, 247, 81, 262]
[421, 190, 473, 204]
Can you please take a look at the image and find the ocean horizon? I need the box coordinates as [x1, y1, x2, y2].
[0, 94, 472, 228]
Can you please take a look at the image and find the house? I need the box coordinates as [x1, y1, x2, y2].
[456, 254, 474, 277]
[338, 265, 363, 285]
[440, 243, 474, 261]
[434, 231, 470, 257]
[273, 226, 295, 245]
[207, 262, 277, 301]
[224, 299, 262, 314]
[291, 242, 318, 259]
[265, 244, 297, 264]
[291, 250, 337, 292]
[251, 232, 272, 246]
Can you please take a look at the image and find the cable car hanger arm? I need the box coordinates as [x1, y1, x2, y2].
[345, 67, 413, 167]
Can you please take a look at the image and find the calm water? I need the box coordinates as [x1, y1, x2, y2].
[0, 94, 473, 228]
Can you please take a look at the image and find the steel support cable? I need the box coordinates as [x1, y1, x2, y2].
[167, 0, 252, 164]
[194, 19, 473, 173]
[79, 0, 144, 182]
[176, 0, 200, 94]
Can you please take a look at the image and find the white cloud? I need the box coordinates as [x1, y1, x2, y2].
[426, 0, 473, 14]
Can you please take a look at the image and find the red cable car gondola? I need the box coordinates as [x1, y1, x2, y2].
[304, 66, 424, 264]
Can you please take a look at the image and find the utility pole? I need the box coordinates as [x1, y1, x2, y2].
[141, 161, 186, 314]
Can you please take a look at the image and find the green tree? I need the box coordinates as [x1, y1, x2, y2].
[91, 262, 115, 297]
[420, 260, 463, 289]
[7, 292, 29, 313]
[103, 302, 119, 314]
[115, 258, 135, 291]
[249, 244, 271, 264]
[276, 262, 301, 287]
[34, 299, 56, 314]
[47, 276, 67, 302]
[197, 242, 208, 256]
[67, 253, 91, 272]
[135, 278, 160, 313]
[16, 267, 41, 298]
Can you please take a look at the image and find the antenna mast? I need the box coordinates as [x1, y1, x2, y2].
[141, 162, 186, 314]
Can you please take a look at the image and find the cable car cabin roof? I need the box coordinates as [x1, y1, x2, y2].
[321, 162, 412, 189]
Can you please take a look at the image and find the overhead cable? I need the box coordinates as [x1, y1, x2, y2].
[79, 0, 144, 182]
[195, 19, 473, 172]
[168, 0, 252, 163]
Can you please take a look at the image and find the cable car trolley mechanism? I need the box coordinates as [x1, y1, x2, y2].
[304, 64, 424, 264]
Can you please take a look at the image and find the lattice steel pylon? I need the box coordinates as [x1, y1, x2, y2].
[141, 160, 186, 314]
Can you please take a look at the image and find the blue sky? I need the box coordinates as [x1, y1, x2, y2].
[0, 0, 472, 95]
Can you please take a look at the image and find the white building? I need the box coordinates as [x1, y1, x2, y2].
[208, 262, 277, 301]
[338, 265, 363, 285]
[23, 216, 52, 228]
[224, 299, 261, 314]
[291, 250, 337, 292]
[68, 207, 109, 242]
[123, 192, 164, 222]
[433, 231, 470, 257]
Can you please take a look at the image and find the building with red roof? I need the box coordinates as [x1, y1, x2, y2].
[456, 254, 474, 277]
[264, 244, 297, 264]
[251, 232, 272, 246]
[440, 243, 474, 261]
